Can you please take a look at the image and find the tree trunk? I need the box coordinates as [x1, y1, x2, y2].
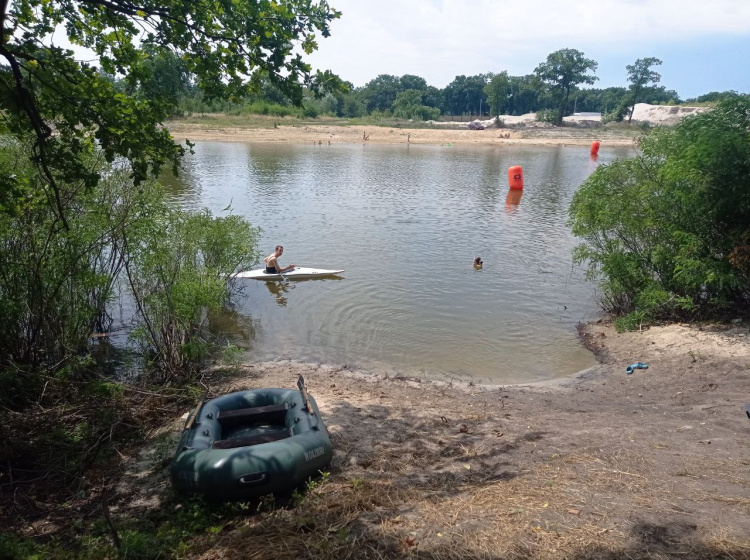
[628, 87, 640, 124]
[558, 85, 570, 127]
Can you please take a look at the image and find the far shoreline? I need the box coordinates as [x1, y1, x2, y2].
[166, 120, 641, 148]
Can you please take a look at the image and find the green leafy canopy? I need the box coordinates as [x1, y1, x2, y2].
[534, 48, 598, 125]
[0, 0, 341, 224]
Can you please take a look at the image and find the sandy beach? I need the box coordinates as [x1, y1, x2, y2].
[117, 320, 750, 559]
[166, 120, 638, 148]
[165, 103, 705, 149]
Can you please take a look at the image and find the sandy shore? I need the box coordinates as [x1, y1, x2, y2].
[165, 103, 706, 149]
[119, 320, 750, 558]
[166, 121, 640, 148]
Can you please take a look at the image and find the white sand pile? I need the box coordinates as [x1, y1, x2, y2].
[628, 103, 708, 125]
[429, 104, 708, 128]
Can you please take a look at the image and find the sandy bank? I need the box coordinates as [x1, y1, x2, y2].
[165, 104, 705, 149]
[119, 320, 750, 558]
[167, 121, 638, 148]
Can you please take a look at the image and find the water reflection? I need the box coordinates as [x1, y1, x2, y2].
[265, 280, 291, 307]
[505, 189, 523, 209]
[256, 276, 346, 308]
[167, 142, 631, 383]
[207, 307, 261, 348]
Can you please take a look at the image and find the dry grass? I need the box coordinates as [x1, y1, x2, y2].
[181, 446, 746, 560]
[168, 355, 750, 559]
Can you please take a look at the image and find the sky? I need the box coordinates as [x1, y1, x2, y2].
[305, 0, 750, 99]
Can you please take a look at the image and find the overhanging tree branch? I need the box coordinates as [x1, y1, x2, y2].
[0, 45, 69, 229]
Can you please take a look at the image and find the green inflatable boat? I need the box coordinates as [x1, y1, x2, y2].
[170, 377, 332, 501]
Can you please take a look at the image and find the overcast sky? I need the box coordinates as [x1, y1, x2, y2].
[305, 0, 750, 99]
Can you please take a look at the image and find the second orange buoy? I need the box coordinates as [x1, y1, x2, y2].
[508, 165, 524, 190]
[590, 141, 600, 155]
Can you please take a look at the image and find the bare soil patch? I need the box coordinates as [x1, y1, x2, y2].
[117, 321, 750, 559]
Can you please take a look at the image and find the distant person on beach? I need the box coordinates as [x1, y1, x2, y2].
[474, 256, 483, 269]
[264, 245, 296, 274]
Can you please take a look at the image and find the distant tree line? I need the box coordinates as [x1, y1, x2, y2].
[119, 47, 742, 125]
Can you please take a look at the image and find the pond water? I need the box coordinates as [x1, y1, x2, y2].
[164, 141, 633, 384]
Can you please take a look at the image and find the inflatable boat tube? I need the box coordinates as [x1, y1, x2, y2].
[170, 388, 332, 501]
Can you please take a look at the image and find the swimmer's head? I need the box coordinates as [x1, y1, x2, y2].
[474, 256, 483, 265]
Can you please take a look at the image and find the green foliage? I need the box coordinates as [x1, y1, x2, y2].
[505, 75, 544, 116]
[442, 74, 490, 116]
[123, 205, 261, 379]
[0, 137, 261, 384]
[244, 102, 303, 118]
[393, 89, 423, 117]
[614, 310, 649, 332]
[358, 74, 429, 114]
[570, 96, 750, 327]
[625, 57, 662, 123]
[0, 0, 340, 223]
[392, 90, 440, 120]
[0, 533, 40, 559]
[534, 48, 599, 125]
[134, 47, 194, 116]
[158, 51, 702, 122]
[484, 71, 511, 117]
[340, 95, 366, 118]
[535, 109, 557, 123]
[573, 86, 624, 114]
[0, 142, 137, 369]
[601, 95, 632, 124]
[686, 90, 740, 104]
[359, 74, 402, 113]
[115, 529, 165, 560]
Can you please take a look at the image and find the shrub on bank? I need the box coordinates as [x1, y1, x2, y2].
[569, 96, 750, 329]
[0, 141, 261, 391]
[535, 109, 557, 124]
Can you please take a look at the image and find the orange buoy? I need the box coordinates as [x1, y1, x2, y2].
[507, 165, 524, 190]
[506, 189, 523, 206]
[590, 141, 600, 155]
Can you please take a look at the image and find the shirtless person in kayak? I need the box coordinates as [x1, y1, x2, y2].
[264, 245, 296, 274]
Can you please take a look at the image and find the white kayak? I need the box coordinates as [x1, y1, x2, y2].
[234, 267, 345, 280]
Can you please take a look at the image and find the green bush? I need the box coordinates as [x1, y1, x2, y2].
[123, 205, 261, 379]
[341, 96, 366, 118]
[0, 139, 262, 386]
[569, 96, 750, 328]
[601, 102, 630, 124]
[0, 533, 39, 559]
[302, 104, 319, 118]
[535, 109, 557, 123]
[0, 143, 139, 370]
[243, 101, 302, 117]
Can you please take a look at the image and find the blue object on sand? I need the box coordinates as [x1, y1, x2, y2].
[626, 362, 649, 375]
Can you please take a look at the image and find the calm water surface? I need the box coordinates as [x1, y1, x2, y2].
[167, 141, 633, 384]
